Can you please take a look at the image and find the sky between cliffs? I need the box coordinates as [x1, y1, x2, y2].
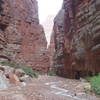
[37, 0, 63, 45]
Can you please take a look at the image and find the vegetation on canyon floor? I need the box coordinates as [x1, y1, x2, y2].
[47, 69, 56, 76]
[0, 62, 39, 78]
[85, 74, 100, 95]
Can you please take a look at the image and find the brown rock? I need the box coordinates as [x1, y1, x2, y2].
[2, 65, 14, 75]
[0, 66, 5, 71]
[14, 69, 25, 78]
[8, 73, 20, 84]
[19, 75, 32, 83]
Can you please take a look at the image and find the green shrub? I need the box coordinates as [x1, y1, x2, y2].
[0, 61, 39, 78]
[0, 61, 17, 68]
[17, 66, 39, 78]
[86, 74, 100, 95]
[85, 76, 92, 82]
[90, 75, 100, 95]
[84, 87, 92, 93]
[47, 70, 56, 76]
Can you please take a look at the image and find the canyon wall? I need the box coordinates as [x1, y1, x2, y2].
[52, 0, 100, 78]
[0, 0, 50, 73]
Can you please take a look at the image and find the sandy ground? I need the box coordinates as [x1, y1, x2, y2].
[0, 75, 99, 100]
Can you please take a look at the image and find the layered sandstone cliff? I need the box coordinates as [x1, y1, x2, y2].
[52, 0, 100, 78]
[0, 0, 49, 73]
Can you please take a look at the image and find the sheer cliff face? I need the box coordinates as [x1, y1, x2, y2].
[53, 0, 100, 78]
[0, 0, 50, 73]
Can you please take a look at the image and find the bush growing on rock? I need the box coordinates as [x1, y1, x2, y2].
[0, 62, 39, 78]
[86, 74, 100, 95]
[47, 69, 56, 76]
[90, 75, 100, 95]
[17, 66, 39, 78]
[0, 62, 17, 68]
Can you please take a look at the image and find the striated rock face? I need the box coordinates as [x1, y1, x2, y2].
[52, 0, 100, 78]
[0, 0, 50, 73]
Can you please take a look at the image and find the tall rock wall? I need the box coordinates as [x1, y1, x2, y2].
[53, 0, 100, 78]
[0, 0, 50, 73]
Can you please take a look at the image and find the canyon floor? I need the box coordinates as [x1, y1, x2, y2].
[0, 75, 99, 100]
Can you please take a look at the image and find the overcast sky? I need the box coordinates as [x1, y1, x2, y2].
[37, 0, 63, 24]
[37, 0, 63, 45]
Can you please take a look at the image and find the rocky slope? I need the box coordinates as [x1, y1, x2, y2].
[52, 0, 100, 78]
[0, 0, 50, 73]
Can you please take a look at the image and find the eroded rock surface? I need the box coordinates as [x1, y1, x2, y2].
[0, 0, 50, 73]
[52, 0, 100, 78]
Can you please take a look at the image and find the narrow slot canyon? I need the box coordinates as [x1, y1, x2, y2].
[0, 0, 100, 100]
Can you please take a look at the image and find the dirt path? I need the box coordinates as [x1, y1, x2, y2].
[0, 76, 99, 100]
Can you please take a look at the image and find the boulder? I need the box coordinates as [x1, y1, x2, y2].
[19, 75, 32, 83]
[14, 69, 25, 78]
[8, 73, 20, 84]
[0, 66, 5, 71]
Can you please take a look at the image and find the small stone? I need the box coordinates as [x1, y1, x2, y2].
[8, 73, 20, 84]
[14, 69, 25, 78]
